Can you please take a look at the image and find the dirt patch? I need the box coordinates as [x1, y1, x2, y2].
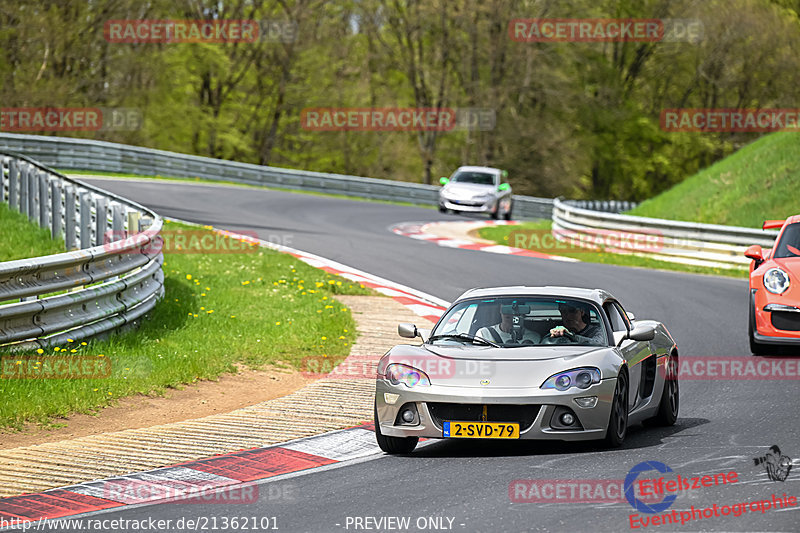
[0, 365, 311, 450]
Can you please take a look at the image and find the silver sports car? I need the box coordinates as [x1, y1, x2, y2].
[438, 166, 513, 219]
[374, 286, 679, 454]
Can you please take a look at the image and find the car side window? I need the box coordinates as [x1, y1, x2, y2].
[604, 302, 628, 332]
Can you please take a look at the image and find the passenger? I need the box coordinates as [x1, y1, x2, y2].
[476, 306, 541, 345]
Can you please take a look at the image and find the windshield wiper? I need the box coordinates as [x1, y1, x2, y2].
[428, 333, 501, 348]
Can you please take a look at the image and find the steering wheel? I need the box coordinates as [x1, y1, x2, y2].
[541, 329, 575, 344]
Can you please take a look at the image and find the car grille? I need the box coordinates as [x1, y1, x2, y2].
[450, 200, 483, 206]
[426, 403, 540, 431]
[771, 311, 800, 331]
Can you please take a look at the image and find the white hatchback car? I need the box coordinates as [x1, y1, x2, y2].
[438, 166, 513, 220]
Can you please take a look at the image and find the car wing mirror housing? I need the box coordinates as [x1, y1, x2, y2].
[498, 183, 510, 192]
[629, 323, 656, 342]
[744, 244, 764, 264]
[439, 177, 449, 186]
[398, 323, 429, 342]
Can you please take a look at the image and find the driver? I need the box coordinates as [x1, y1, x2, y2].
[549, 302, 604, 344]
[476, 306, 541, 345]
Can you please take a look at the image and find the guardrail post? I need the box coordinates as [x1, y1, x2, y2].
[95, 196, 108, 246]
[65, 185, 77, 250]
[0, 157, 6, 203]
[127, 211, 140, 237]
[20, 164, 29, 217]
[39, 172, 49, 228]
[51, 180, 62, 240]
[8, 159, 18, 210]
[112, 203, 124, 237]
[79, 191, 91, 249]
[28, 167, 38, 222]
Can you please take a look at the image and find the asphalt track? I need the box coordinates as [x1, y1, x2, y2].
[43, 178, 798, 532]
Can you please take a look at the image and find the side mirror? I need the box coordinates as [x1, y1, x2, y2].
[615, 323, 655, 346]
[498, 183, 510, 192]
[398, 323, 418, 339]
[439, 177, 449, 186]
[744, 244, 763, 262]
[629, 323, 656, 342]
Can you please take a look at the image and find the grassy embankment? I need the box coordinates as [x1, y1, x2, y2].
[0, 207, 371, 429]
[479, 132, 800, 277]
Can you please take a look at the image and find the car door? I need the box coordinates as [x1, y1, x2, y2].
[604, 300, 650, 411]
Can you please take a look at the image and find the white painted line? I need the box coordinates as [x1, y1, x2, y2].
[282, 428, 380, 462]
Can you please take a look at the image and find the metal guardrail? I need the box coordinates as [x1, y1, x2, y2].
[0, 133, 555, 220]
[551, 198, 778, 269]
[0, 151, 164, 349]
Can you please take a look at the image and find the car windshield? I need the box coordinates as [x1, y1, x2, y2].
[450, 171, 496, 186]
[773, 223, 800, 259]
[430, 297, 608, 347]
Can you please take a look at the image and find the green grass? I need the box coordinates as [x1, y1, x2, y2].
[478, 220, 747, 278]
[0, 202, 65, 261]
[63, 170, 437, 210]
[629, 132, 800, 227]
[0, 221, 374, 429]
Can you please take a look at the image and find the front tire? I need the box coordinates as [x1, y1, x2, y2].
[374, 404, 418, 454]
[503, 202, 513, 221]
[603, 371, 628, 448]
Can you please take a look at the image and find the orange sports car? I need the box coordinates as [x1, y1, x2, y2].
[745, 215, 800, 355]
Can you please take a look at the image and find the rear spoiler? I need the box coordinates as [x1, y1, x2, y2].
[762, 220, 785, 230]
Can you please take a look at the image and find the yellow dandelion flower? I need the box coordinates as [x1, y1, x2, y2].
[193, 314, 198, 318]
[200, 306, 205, 310]
[276, 321, 281, 325]
[325, 305, 333, 309]
[339, 336, 345, 340]
[67, 339, 74, 343]
[336, 281, 342, 286]
[70, 349, 77, 353]
[316, 282, 324, 288]
[186, 274, 192, 280]
[81, 342, 87, 346]
[205, 287, 210, 291]
[93, 388, 99, 392]
[328, 280, 335, 285]
[321, 336, 327, 340]
[36, 348, 44, 354]
[54, 347, 60, 352]
[15, 361, 21, 365]
[230, 315, 236, 318]
[206, 310, 214, 314]
[201, 293, 206, 296]
[98, 354, 105, 357]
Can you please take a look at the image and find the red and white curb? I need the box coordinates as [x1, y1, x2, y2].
[216, 228, 449, 324]
[0, 424, 387, 524]
[391, 220, 578, 262]
[0, 221, 449, 526]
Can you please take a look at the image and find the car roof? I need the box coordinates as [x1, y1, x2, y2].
[455, 166, 501, 174]
[454, 286, 614, 306]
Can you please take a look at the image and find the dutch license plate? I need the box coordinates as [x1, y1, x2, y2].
[443, 421, 519, 439]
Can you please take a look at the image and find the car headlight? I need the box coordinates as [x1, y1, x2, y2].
[764, 268, 790, 294]
[386, 364, 431, 387]
[541, 367, 601, 391]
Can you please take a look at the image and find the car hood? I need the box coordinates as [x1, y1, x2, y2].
[443, 183, 496, 197]
[384, 344, 615, 389]
[420, 344, 605, 361]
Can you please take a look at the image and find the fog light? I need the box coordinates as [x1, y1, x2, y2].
[560, 412, 575, 426]
[384, 393, 400, 405]
[574, 396, 598, 408]
[401, 409, 415, 423]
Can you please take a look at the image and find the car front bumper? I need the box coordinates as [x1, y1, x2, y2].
[439, 198, 497, 213]
[375, 377, 617, 441]
[752, 289, 800, 344]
